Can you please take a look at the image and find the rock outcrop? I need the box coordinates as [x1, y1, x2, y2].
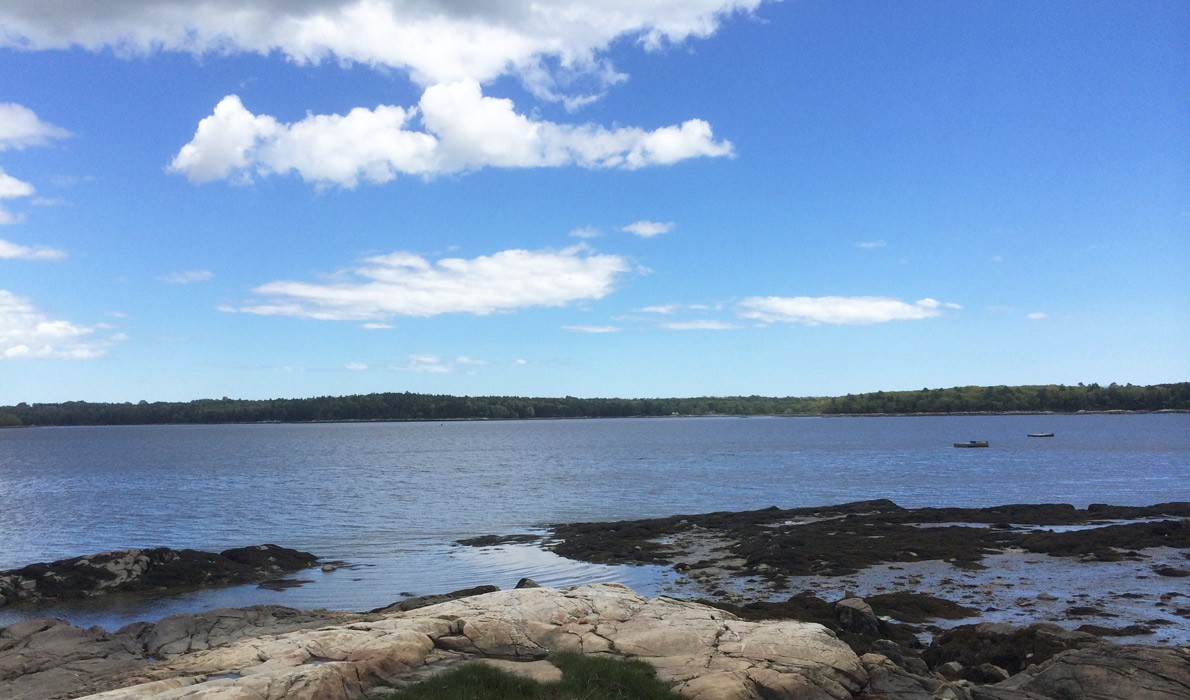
[3, 583, 1187, 700]
[0, 545, 319, 607]
[4, 583, 867, 699]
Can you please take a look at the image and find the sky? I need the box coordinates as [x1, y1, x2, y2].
[0, 1, 1186, 404]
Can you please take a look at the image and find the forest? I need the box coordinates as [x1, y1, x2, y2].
[1, 382, 1186, 427]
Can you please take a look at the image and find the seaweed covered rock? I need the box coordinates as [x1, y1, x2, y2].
[0, 544, 318, 606]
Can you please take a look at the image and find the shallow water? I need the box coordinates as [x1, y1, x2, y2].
[0, 413, 1185, 630]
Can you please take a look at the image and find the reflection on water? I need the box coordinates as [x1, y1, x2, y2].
[0, 414, 1186, 629]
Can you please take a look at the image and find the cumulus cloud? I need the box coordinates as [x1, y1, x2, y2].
[160, 269, 214, 284]
[0, 1, 764, 104]
[622, 220, 674, 237]
[169, 85, 732, 185]
[0, 103, 71, 151]
[0, 290, 125, 359]
[227, 244, 629, 321]
[737, 296, 961, 326]
[0, 238, 66, 260]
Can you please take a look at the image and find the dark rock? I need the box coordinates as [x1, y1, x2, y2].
[856, 653, 947, 700]
[0, 544, 318, 606]
[965, 662, 1011, 684]
[1076, 623, 1153, 637]
[369, 584, 500, 614]
[985, 644, 1190, 700]
[455, 534, 542, 547]
[515, 577, 542, 589]
[866, 591, 980, 623]
[835, 597, 881, 636]
[923, 622, 1101, 675]
[1153, 566, 1189, 577]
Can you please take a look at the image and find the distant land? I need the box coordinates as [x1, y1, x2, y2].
[1, 382, 1187, 428]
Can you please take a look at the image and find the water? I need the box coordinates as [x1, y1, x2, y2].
[0, 414, 1186, 630]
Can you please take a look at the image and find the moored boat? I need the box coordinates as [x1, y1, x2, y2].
[1027, 432, 1055, 438]
[953, 440, 989, 448]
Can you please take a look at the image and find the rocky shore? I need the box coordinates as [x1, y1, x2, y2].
[1, 501, 1187, 699]
[2, 582, 1187, 699]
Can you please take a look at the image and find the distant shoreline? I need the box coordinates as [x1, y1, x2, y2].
[2, 407, 1187, 429]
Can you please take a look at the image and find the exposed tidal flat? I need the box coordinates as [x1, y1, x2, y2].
[0, 414, 1186, 639]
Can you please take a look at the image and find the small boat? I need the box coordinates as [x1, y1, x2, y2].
[953, 440, 989, 448]
[1027, 432, 1055, 438]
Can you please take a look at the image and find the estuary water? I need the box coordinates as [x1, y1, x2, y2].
[0, 413, 1186, 630]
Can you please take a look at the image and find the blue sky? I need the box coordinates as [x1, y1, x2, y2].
[0, 1, 1186, 404]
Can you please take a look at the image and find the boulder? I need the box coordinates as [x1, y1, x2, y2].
[923, 622, 1101, 675]
[835, 598, 881, 637]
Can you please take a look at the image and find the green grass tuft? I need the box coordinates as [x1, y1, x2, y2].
[388, 652, 684, 699]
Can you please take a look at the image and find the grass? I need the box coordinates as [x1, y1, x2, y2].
[388, 652, 685, 699]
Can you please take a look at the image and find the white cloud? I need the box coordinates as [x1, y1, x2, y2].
[562, 324, 619, 333]
[361, 322, 393, 329]
[857, 240, 886, 249]
[0, 168, 35, 198]
[0, 103, 71, 151]
[738, 296, 961, 326]
[393, 354, 475, 373]
[514, 358, 528, 365]
[569, 226, 602, 239]
[622, 220, 674, 237]
[228, 244, 629, 321]
[160, 269, 214, 284]
[170, 85, 733, 186]
[346, 362, 369, 370]
[0, 1, 765, 105]
[0, 290, 124, 359]
[0, 238, 67, 260]
[662, 319, 739, 330]
[1027, 312, 1048, 320]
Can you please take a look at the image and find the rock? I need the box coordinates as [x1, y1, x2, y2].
[0, 618, 146, 700]
[0, 545, 318, 606]
[923, 622, 1101, 675]
[937, 661, 964, 680]
[69, 583, 869, 699]
[965, 662, 1010, 684]
[836, 597, 881, 636]
[119, 605, 360, 659]
[321, 564, 337, 572]
[368, 584, 500, 614]
[515, 577, 542, 588]
[978, 645, 1190, 700]
[857, 653, 951, 700]
[477, 658, 563, 684]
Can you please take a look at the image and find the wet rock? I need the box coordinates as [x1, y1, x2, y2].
[1153, 566, 1189, 577]
[0, 545, 318, 606]
[866, 591, 980, 623]
[514, 577, 542, 589]
[1075, 623, 1154, 637]
[368, 584, 500, 614]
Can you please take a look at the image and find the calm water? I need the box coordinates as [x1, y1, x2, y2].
[0, 414, 1186, 629]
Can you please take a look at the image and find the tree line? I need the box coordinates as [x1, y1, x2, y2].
[0, 382, 1185, 427]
